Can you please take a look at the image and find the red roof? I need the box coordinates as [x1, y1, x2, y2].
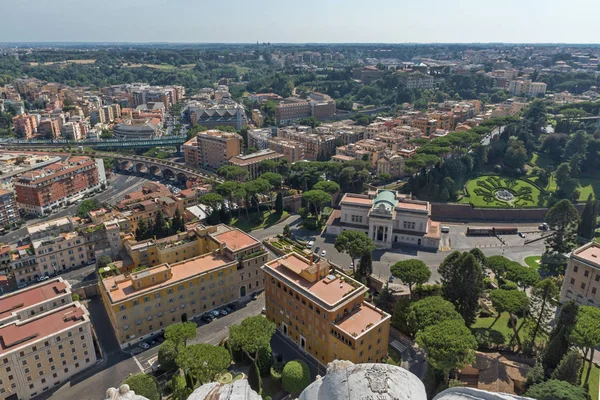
[0, 280, 68, 320]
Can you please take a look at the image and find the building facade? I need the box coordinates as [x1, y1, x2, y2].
[228, 149, 283, 180]
[560, 242, 600, 307]
[268, 137, 305, 163]
[196, 130, 242, 172]
[14, 157, 106, 216]
[263, 253, 390, 366]
[0, 189, 20, 227]
[101, 224, 267, 348]
[0, 278, 97, 400]
[183, 137, 199, 169]
[326, 190, 440, 250]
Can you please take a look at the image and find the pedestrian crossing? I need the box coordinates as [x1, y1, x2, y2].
[130, 347, 143, 356]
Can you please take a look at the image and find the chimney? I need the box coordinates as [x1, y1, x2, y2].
[316, 260, 321, 280]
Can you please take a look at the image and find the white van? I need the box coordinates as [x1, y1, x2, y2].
[307, 241, 314, 249]
[441, 226, 450, 233]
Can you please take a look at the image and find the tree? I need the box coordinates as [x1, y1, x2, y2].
[216, 181, 239, 215]
[526, 362, 545, 389]
[406, 296, 462, 335]
[438, 251, 484, 326]
[554, 163, 576, 197]
[154, 211, 168, 239]
[76, 199, 99, 218]
[542, 301, 579, 373]
[248, 361, 262, 394]
[391, 260, 431, 297]
[217, 165, 249, 182]
[313, 180, 341, 194]
[228, 316, 276, 363]
[157, 339, 178, 371]
[177, 343, 231, 386]
[357, 252, 372, 280]
[485, 255, 512, 284]
[504, 138, 528, 171]
[505, 263, 540, 290]
[552, 350, 582, 385]
[544, 199, 580, 254]
[171, 207, 185, 234]
[489, 289, 529, 350]
[334, 230, 375, 274]
[416, 319, 477, 383]
[259, 159, 277, 173]
[282, 224, 291, 238]
[281, 360, 311, 395]
[302, 189, 332, 219]
[524, 379, 588, 400]
[199, 193, 224, 214]
[257, 345, 273, 377]
[275, 192, 284, 215]
[375, 284, 395, 313]
[539, 251, 568, 277]
[170, 375, 192, 400]
[259, 172, 282, 190]
[577, 194, 598, 240]
[528, 278, 559, 348]
[122, 374, 160, 400]
[164, 322, 196, 351]
[569, 306, 600, 384]
[98, 255, 112, 270]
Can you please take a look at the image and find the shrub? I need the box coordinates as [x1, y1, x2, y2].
[122, 374, 160, 400]
[257, 345, 273, 377]
[282, 360, 311, 395]
[270, 366, 282, 382]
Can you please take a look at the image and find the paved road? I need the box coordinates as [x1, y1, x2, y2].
[0, 173, 150, 245]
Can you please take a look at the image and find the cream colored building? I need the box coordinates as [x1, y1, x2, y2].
[33, 231, 94, 276]
[228, 149, 283, 180]
[0, 278, 97, 400]
[196, 130, 242, 171]
[560, 242, 600, 306]
[101, 224, 268, 348]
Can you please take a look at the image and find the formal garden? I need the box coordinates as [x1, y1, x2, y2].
[460, 175, 544, 208]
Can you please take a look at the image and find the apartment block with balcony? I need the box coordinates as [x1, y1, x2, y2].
[32, 231, 95, 277]
[196, 130, 242, 172]
[14, 157, 106, 217]
[248, 129, 273, 150]
[183, 137, 199, 169]
[0, 189, 20, 227]
[263, 253, 390, 366]
[269, 137, 305, 163]
[0, 278, 96, 400]
[560, 242, 600, 307]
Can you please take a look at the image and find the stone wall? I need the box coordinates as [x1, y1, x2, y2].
[430, 202, 585, 222]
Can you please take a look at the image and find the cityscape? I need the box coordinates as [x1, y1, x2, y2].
[0, 23, 600, 400]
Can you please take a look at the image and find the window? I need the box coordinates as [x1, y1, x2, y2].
[574, 265, 579, 273]
[581, 283, 586, 289]
[571, 278, 576, 284]
[585, 270, 590, 277]
[592, 287, 597, 295]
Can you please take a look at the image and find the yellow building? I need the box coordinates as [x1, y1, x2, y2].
[263, 253, 390, 366]
[102, 224, 267, 348]
[560, 241, 600, 306]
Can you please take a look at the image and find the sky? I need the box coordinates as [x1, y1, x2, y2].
[2, 0, 599, 44]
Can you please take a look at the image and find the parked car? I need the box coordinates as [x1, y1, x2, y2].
[307, 241, 314, 249]
[519, 232, 526, 238]
[314, 247, 320, 255]
[224, 307, 233, 313]
[229, 302, 238, 310]
[17, 283, 27, 289]
[219, 309, 228, 316]
[252, 293, 258, 300]
[388, 275, 394, 283]
[261, 307, 266, 315]
[139, 342, 150, 350]
[201, 315, 213, 323]
[321, 250, 327, 257]
[210, 310, 220, 317]
[37, 275, 49, 282]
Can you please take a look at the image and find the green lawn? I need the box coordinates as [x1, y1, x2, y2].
[524, 256, 541, 270]
[386, 345, 402, 366]
[471, 313, 528, 346]
[460, 176, 542, 208]
[582, 363, 599, 400]
[231, 210, 289, 232]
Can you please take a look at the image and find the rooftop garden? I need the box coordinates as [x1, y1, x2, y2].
[98, 263, 120, 279]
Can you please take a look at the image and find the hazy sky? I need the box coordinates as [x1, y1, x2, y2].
[2, 0, 599, 44]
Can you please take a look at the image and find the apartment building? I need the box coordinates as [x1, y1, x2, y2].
[351, 66, 385, 84]
[10, 245, 38, 285]
[38, 118, 61, 139]
[101, 224, 267, 348]
[196, 130, 242, 171]
[508, 80, 547, 97]
[228, 149, 283, 180]
[0, 189, 20, 227]
[269, 137, 305, 163]
[0, 279, 96, 400]
[14, 157, 106, 216]
[376, 154, 406, 179]
[183, 137, 199, 169]
[12, 114, 37, 139]
[327, 190, 441, 250]
[275, 100, 312, 125]
[248, 129, 273, 150]
[263, 253, 390, 365]
[336, 139, 388, 168]
[32, 231, 95, 276]
[277, 127, 336, 161]
[61, 121, 83, 141]
[403, 72, 434, 90]
[560, 242, 600, 306]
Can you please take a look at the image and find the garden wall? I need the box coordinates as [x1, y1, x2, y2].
[430, 202, 585, 222]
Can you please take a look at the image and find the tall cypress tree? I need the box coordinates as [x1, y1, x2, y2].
[542, 301, 579, 373]
[275, 192, 284, 216]
[577, 194, 598, 240]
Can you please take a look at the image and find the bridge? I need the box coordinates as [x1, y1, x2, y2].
[113, 154, 222, 183]
[0, 135, 188, 151]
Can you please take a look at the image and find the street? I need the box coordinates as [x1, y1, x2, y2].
[0, 173, 151, 245]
